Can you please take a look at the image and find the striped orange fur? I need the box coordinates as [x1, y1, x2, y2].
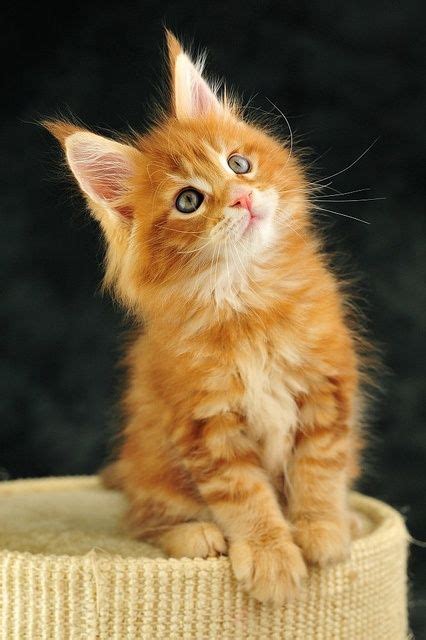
[46, 31, 367, 605]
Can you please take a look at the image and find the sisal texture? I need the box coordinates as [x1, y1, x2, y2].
[0, 476, 409, 639]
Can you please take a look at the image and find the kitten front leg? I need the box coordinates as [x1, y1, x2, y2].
[287, 377, 356, 566]
[175, 411, 307, 605]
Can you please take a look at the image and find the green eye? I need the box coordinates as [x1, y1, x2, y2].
[175, 189, 204, 214]
[228, 154, 251, 174]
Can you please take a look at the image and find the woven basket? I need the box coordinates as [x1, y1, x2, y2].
[0, 476, 408, 639]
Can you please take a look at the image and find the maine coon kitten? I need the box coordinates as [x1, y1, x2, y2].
[46, 31, 365, 605]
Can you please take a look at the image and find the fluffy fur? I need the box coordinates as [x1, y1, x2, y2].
[46, 31, 366, 605]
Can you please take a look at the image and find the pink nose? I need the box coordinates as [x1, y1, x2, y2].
[230, 190, 253, 213]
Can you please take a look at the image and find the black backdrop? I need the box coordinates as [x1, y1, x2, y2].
[2, 1, 425, 635]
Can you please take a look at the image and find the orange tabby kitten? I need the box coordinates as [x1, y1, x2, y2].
[46, 31, 365, 605]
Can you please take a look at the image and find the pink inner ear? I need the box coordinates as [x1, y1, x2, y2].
[85, 153, 133, 218]
[67, 136, 135, 220]
[174, 52, 221, 119]
[193, 75, 218, 115]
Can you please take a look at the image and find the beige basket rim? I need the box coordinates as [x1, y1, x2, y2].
[0, 475, 410, 640]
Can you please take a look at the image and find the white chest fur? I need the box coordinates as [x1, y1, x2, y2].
[235, 337, 307, 477]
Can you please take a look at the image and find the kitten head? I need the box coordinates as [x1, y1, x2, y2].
[46, 31, 308, 315]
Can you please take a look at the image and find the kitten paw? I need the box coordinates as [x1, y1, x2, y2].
[229, 535, 307, 605]
[159, 521, 227, 558]
[293, 515, 351, 566]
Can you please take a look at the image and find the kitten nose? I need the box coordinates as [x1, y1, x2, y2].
[229, 190, 253, 213]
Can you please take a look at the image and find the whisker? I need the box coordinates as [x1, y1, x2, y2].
[317, 138, 379, 183]
[176, 239, 214, 255]
[309, 147, 333, 165]
[265, 97, 294, 161]
[199, 212, 219, 222]
[313, 187, 372, 198]
[279, 186, 310, 196]
[275, 215, 307, 243]
[312, 197, 385, 204]
[314, 206, 371, 225]
[156, 226, 207, 237]
[241, 92, 260, 113]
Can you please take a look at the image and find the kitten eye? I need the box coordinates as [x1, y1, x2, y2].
[228, 154, 251, 174]
[175, 189, 204, 214]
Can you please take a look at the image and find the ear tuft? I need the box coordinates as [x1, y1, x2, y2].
[166, 30, 222, 120]
[43, 120, 82, 147]
[165, 29, 181, 66]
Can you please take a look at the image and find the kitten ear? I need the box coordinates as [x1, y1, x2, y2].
[166, 30, 222, 119]
[45, 122, 138, 222]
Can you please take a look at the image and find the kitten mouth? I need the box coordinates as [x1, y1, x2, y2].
[242, 212, 264, 236]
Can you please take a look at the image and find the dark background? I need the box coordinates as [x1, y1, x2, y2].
[2, 1, 425, 635]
